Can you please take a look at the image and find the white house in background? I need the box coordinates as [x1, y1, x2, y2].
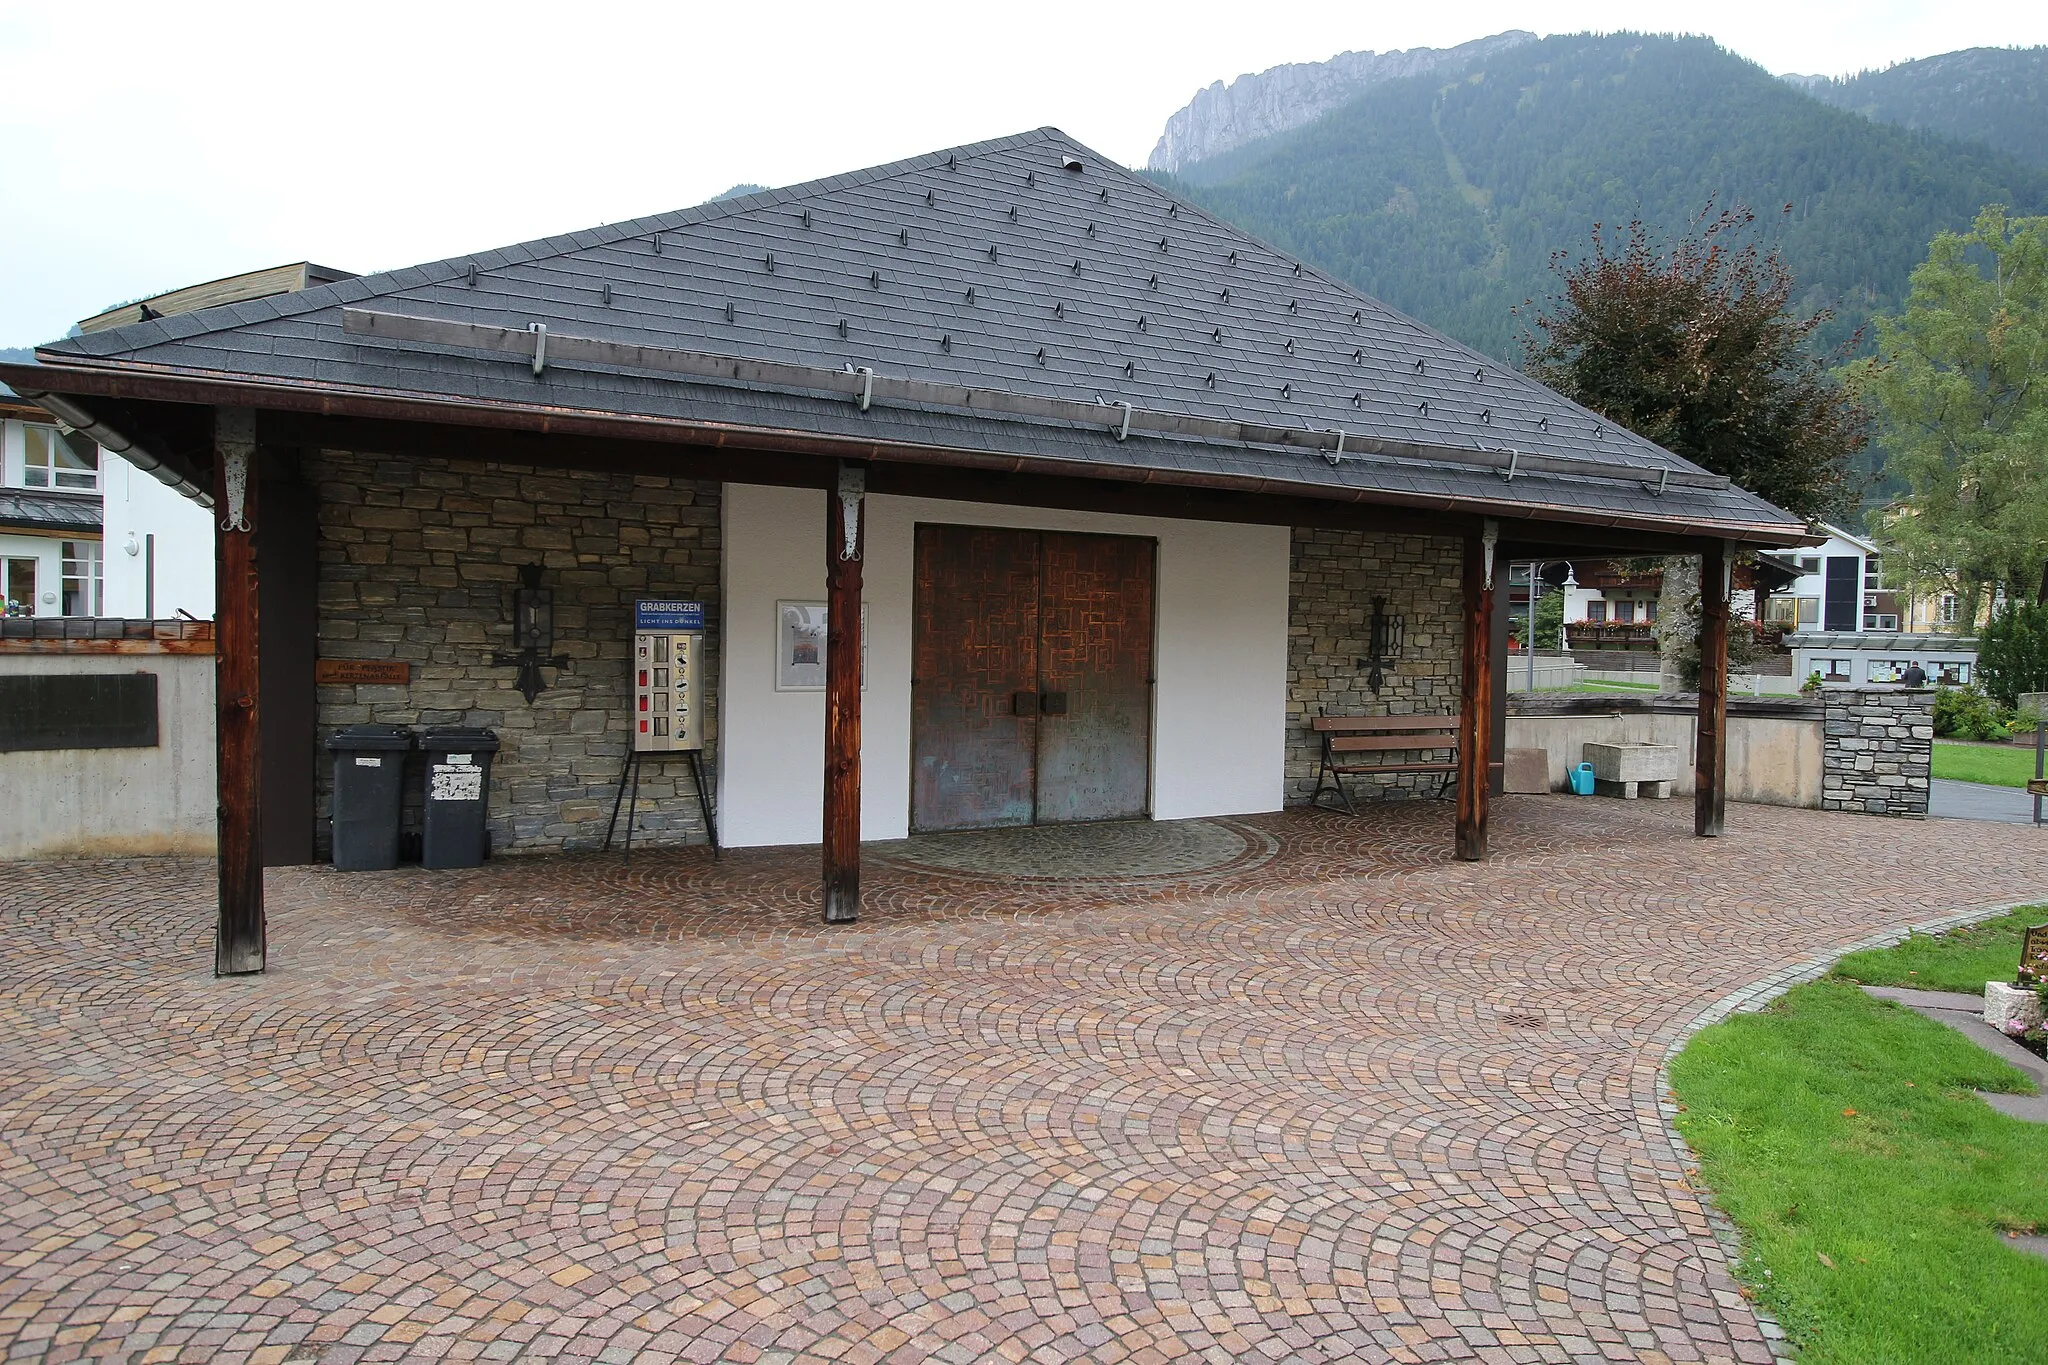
[1, 393, 103, 617]
[1758, 523, 1890, 633]
[1769, 525, 1981, 687]
[100, 449, 215, 619]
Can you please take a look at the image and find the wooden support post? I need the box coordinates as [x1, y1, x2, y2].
[1456, 522, 1497, 861]
[213, 407, 265, 974]
[1696, 540, 1730, 838]
[822, 464, 866, 923]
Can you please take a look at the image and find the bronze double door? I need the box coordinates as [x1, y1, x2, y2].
[912, 525, 1156, 832]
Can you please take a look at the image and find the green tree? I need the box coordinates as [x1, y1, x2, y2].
[1976, 599, 2048, 706]
[1855, 207, 2048, 623]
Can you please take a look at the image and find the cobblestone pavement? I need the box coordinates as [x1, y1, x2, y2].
[4, 797, 2045, 1365]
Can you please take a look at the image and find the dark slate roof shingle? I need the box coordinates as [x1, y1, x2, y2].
[36, 128, 1803, 535]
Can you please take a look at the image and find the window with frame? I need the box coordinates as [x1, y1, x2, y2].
[1585, 600, 1608, 623]
[1797, 596, 1820, 627]
[1797, 556, 1820, 574]
[1765, 596, 1798, 625]
[1940, 594, 1959, 625]
[1614, 600, 1635, 624]
[1864, 556, 1882, 589]
[61, 540, 102, 617]
[21, 424, 99, 491]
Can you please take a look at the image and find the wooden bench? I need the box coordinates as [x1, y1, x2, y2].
[1309, 714, 1459, 814]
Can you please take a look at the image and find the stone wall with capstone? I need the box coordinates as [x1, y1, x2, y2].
[1820, 687, 1933, 817]
[308, 450, 721, 857]
[1285, 526, 1465, 805]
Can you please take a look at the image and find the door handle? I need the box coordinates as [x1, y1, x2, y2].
[1013, 690, 1039, 716]
[1040, 691, 1068, 715]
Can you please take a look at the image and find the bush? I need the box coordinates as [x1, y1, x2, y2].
[1977, 600, 2048, 707]
[1930, 683, 2023, 741]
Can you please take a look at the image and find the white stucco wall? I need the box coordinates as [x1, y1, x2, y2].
[101, 451, 216, 619]
[718, 483, 1290, 847]
[0, 652, 216, 858]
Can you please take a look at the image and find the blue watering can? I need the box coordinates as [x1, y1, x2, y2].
[1568, 762, 1597, 795]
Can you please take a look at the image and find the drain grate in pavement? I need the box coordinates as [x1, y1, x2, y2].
[1502, 1012, 1548, 1028]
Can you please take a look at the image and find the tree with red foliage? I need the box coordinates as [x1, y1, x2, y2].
[1520, 204, 1865, 520]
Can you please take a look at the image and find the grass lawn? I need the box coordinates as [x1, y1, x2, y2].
[1536, 679, 1661, 694]
[1931, 740, 2041, 789]
[1835, 907, 2048, 994]
[1670, 917, 2048, 1363]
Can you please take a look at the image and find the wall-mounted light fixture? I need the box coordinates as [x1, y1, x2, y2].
[1364, 596, 1404, 694]
[492, 564, 570, 703]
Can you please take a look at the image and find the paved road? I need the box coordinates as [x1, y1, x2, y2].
[1932, 777, 2046, 824]
[5, 798, 2047, 1364]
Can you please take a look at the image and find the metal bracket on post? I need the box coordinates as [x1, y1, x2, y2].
[219, 448, 251, 532]
[530, 323, 548, 377]
[1325, 430, 1346, 467]
[1482, 518, 1498, 591]
[1499, 448, 1520, 482]
[1114, 402, 1133, 442]
[837, 465, 865, 562]
[855, 366, 874, 412]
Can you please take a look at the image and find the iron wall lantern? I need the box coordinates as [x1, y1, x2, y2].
[493, 564, 570, 703]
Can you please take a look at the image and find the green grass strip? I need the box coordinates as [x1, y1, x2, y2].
[1931, 741, 2043, 789]
[1672, 979, 2048, 1363]
[1834, 908, 2047, 994]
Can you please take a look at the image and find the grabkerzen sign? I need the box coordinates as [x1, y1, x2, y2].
[315, 659, 411, 686]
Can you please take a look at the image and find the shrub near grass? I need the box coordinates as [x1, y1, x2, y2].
[1672, 981, 2048, 1362]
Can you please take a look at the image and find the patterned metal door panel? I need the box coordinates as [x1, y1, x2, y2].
[911, 525, 1040, 831]
[1034, 532, 1155, 824]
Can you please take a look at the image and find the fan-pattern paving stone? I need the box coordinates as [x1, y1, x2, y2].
[3, 797, 2044, 1363]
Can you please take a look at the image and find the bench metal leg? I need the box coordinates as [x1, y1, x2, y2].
[1310, 745, 1358, 815]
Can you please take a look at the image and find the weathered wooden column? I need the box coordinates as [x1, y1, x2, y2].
[822, 463, 866, 923]
[213, 407, 265, 973]
[1456, 521, 1498, 861]
[1696, 540, 1730, 838]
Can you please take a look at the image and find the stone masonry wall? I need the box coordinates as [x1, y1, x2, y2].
[310, 451, 720, 856]
[1820, 687, 1933, 817]
[1287, 527, 1464, 805]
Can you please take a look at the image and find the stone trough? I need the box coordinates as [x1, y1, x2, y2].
[1582, 741, 1681, 800]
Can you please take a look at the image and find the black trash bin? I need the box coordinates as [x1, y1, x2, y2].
[419, 727, 500, 869]
[326, 724, 414, 870]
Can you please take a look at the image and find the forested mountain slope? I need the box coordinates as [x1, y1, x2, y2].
[1158, 34, 2048, 361]
[1793, 47, 2048, 170]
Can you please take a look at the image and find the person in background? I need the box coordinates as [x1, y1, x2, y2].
[1901, 661, 1928, 688]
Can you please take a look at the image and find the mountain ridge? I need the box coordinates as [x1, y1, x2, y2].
[1146, 31, 1535, 173]
[1154, 33, 2048, 363]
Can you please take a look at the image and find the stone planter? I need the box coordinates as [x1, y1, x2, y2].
[1985, 981, 2045, 1032]
[1581, 741, 1680, 800]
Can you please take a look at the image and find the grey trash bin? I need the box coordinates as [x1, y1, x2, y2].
[326, 724, 414, 870]
[420, 727, 500, 869]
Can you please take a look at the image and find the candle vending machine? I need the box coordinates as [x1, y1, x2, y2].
[605, 600, 717, 854]
[633, 604, 704, 751]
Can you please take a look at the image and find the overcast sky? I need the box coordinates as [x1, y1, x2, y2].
[2, 0, 2042, 347]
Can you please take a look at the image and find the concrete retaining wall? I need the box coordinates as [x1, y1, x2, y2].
[1507, 696, 1825, 808]
[0, 626, 217, 857]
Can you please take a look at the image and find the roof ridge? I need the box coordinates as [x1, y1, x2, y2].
[42, 127, 1070, 358]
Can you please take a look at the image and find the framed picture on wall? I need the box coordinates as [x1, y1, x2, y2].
[774, 601, 867, 691]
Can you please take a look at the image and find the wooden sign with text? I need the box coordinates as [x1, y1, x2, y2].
[315, 659, 411, 686]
